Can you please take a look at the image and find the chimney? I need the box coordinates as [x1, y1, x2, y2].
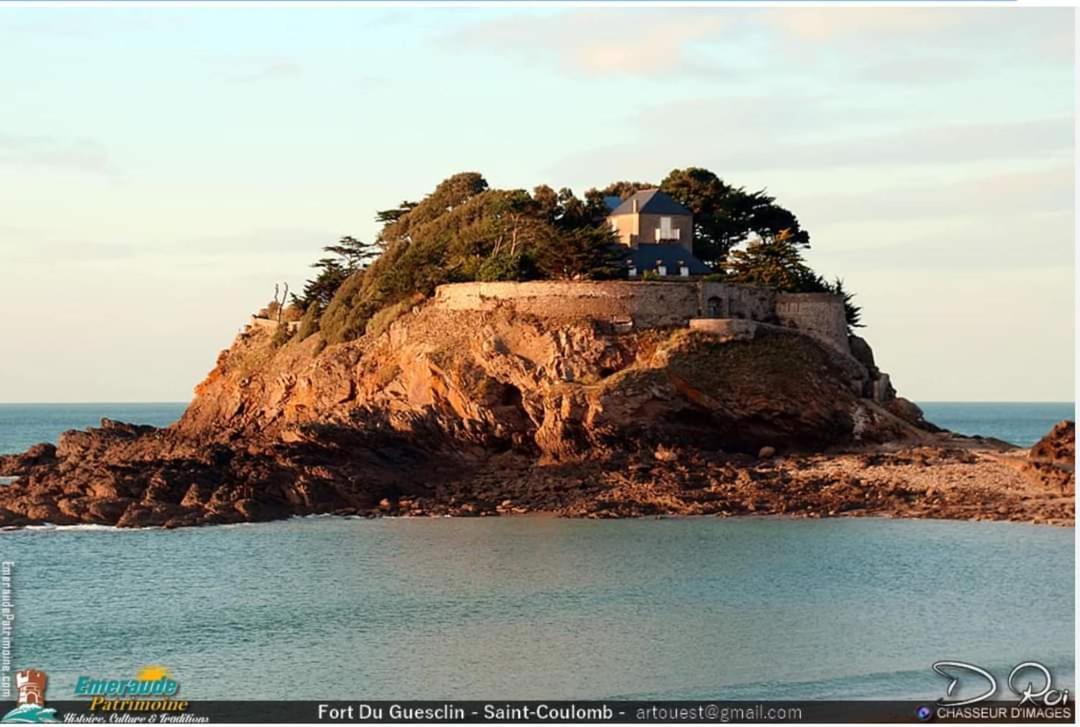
[632, 197, 638, 213]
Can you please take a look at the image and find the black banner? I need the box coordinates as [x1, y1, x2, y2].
[7, 700, 1073, 723]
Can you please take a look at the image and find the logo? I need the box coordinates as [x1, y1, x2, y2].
[1, 669, 60, 724]
[932, 660, 1071, 707]
[74, 665, 187, 713]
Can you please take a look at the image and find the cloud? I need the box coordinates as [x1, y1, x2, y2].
[549, 112, 1072, 180]
[798, 165, 1074, 225]
[444, 7, 1073, 86]
[0, 133, 116, 175]
[764, 8, 969, 42]
[443, 10, 729, 78]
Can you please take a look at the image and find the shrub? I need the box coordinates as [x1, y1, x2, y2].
[296, 305, 321, 341]
[271, 322, 293, 348]
[365, 293, 425, 338]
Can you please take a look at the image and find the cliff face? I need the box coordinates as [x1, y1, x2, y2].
[177, 305, 896, 455]
[3, 301, 1066, 528]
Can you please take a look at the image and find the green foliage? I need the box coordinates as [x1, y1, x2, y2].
[727, 232, 863, 331]
[659, 167, 809, 268]
[295, 236, 382, 311]
[295, 304, 321, 341]
[365, 295, 420, 337]
[318, 173, 620, 344]
[300, 167, 860, 346]
[726, 230, 820, 292]
[824, 277, 863, 329]
[533, 226, 621, 280]
[477, 250, 537, 281]
[600, 181, 654, 201]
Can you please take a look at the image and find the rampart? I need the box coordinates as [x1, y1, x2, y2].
[431, 281, 850, 354]
[432, 281, 701, 328]
[775, 293, 849, 354]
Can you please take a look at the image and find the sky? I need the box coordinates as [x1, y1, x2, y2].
[0, 6, 1074, 403]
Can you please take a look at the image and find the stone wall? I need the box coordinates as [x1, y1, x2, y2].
[249, 316, 300, 333]
[698, 282, 776, 322]
[432, 281, 702, 327]
[432, 282, 850, 354]
[775, 293, 849, 354]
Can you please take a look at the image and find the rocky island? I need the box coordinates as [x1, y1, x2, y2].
[0, 172, 1073, 528]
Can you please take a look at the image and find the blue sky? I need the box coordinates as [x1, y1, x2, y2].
[0, 6, 1074, 402]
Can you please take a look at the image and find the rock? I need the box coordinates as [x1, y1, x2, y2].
[885, 397, 938, 431]
[847, 335, 876, 372]
[0, 443, 57, 475]
[0, 301, 1063, 529]
[1024, 420, 1075, 491]
[654, 445, 678, 462]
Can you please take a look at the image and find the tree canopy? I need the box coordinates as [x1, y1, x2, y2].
[297, 168, 859, 345]
[316, 174, 621, 344]
[659, 167, 809, 268]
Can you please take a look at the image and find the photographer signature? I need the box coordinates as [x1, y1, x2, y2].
[932, 660, 1071, 707]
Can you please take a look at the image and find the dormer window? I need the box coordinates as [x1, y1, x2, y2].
[659, 216, 674, 240]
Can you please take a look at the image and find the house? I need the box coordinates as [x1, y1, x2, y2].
[605, 189, 710, 277]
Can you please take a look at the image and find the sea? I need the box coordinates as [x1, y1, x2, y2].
[0, 402, 1074, 701]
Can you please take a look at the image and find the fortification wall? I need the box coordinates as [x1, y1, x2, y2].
[775, 293, 849, 354]
[432, 282, 850, 354]
[698, 282, 775, 321]
[432, 281, 701, 327]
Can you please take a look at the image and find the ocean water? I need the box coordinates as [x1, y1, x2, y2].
[0, 403, 187, 455]
[0, 404, 1075, 700]
[0, 401, 1071, 455]
[918, 402, 1074, 447]
[0, 516, 1072, 700]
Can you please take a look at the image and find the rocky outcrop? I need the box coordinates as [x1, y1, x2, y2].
[0, 302, 1071, 527]
[1024, 420, 1075, 491]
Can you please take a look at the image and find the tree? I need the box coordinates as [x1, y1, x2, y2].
[725, 229, 819, 291]
[375, 201, 417, 225]
[659, 167, 810, 268]
[534, 226, 620, 280]
[324, 236, 382, 268]
[295, 237, 380, 310]
[824, 277, 863, 330]
[600, 180, 654, 201]
[296, 257, 349, 309]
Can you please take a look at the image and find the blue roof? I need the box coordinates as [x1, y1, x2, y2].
[603, 195, 623, 211]
[622, 244, 711, 275]
[609, 189, 692, 217]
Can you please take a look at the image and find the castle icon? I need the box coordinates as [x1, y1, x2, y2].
[1, 669, 59, 723]
[15, 671, 46, 707]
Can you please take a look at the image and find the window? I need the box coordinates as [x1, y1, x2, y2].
[659, 216, 674, 239]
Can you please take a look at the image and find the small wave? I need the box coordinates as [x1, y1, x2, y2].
[6, 523, 127, 533]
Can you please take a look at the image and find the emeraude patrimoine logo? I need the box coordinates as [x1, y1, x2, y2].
[1, 669, 59, 724]
[74, 665, 187, 713]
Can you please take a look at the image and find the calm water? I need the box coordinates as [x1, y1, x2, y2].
[0, 403, 187, 455]
[919, 402, 1074, 447]
[0, 404, 1074, 699]
[0, 517, 1072, 700]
